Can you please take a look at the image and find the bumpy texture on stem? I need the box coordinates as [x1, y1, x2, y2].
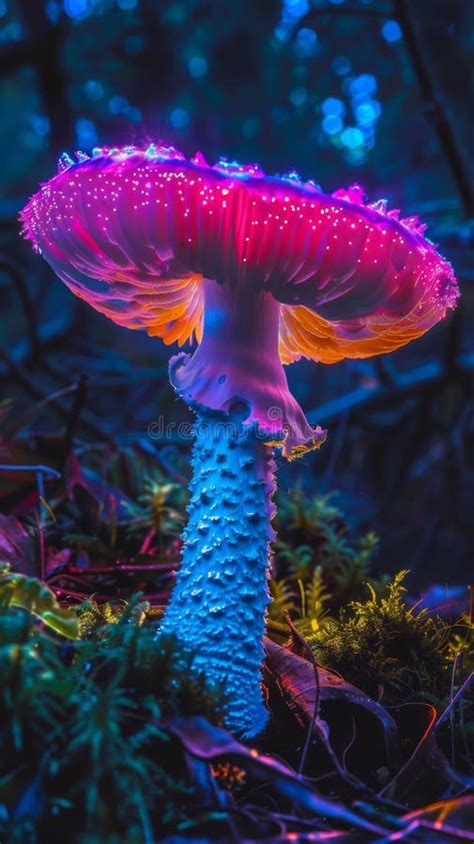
[159, 410, 276, 737]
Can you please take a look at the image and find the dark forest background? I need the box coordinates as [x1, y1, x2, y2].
[0, 0, 472, 585]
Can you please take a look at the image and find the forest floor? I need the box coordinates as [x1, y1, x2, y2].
[0, 396, 473, 843]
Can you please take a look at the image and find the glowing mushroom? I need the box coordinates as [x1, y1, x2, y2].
[21, 144, 459, 736]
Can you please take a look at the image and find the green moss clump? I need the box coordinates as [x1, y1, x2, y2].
[308, 570, 450, 702]
[273, 490, 381, 610]
[0, 584, 223, 844]
[270, 492, 473, 764]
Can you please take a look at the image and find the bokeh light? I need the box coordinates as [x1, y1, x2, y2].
[322, 114, 343, 135]
[275, 0, 310, 42]
[322, 97, 345, 117]
[289, 87, 307, 106]
[76, 117, 98, 149]
[294, 27, 318, 58]
[170, 107, 190, 129]
[188, 56, 209, 78]
[381, 19, 402, 43]
[341, 126, 364, 149]
[332, 55, 351, 76]
[84, 80, 104, 101]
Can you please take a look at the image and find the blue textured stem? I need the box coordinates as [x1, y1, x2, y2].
[159, 410, 275, 737]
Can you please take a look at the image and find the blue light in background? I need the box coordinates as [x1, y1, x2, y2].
[117, 0, 138, 9]
[107, 95, 141, 122]
[45, 2, 62, 24]
[272, 105, 290, 124]
[84, 80, 104, 101]
[289, 87, 307, 106]
[188, 56, 208, 78]
[125, 34, 145, 55]
[294, 27, 318, 57]
[125, 106, 141, 123]
[355, 99, 381, 127]
[76, 118, 98, 150]
[345, 148, 367, 166]
[341, 126, 364, 149]
[348, 74, 377, 97]
[381, 19, 402, 43]
[275, 0, 310, 42]
[31, 116, 51, 136]
[285, 0, 310, 16]
[109, 95, 128, 114]
[242, 117, 260, 138]
[0, 21, 23, 41]
[332, 55, 351, 76]
[321, 97, 345, 117]
[64, 0, 90, 19]
[322, 114, 343, 135]
[170, 108, 190, 129]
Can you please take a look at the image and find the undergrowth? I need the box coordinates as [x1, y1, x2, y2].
[0, 572, 223, 844]
[1, 448, 472, 840]
[269, 490, 473, 769]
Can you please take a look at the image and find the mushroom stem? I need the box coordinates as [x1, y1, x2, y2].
[169, 280, 320, 455]
[159, 408, 275, 737]
[160, 280, 323, 734]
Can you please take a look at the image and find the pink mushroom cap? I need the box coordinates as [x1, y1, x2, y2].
[21, 144, 460, 457]
[21, 143, 458, 368]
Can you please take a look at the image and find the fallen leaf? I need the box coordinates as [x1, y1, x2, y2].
[264, 638, 402, 771]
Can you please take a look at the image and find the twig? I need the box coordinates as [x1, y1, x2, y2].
[0, 463, 61, 479]
[381, 676, 474, 798]
[16, 1, 75, 151]
[137, 439, 190, 486]
[61, 374, 88, 468]
[434, 672, 474, 732]
[342, 716, 357, 772]
[46, 562, 177, 577]
[450, 651, 463, 768]
[0, 463, 61, 529]
[383, 817, 474, 841]
[284, 613, 321, 777]
[394, 0, 474, 216]
[455, 654, 473, 775]
[3, 382, 78, 438]
[34, 508, 46, 580]
[379, 704, 437, 796]
[307, 352, 473, 426]
[9, 312, 74, 365]
[0, 347, 106, 440]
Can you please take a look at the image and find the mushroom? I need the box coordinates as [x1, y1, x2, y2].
[21, 144, 459, 736]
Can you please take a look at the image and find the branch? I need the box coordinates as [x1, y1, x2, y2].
[298, 5, 391, 22]
[7, 312, 73, 366]
[0, 348, 105, 440]
[60, 374, 89, 468]
[394, 0, 474, 216]
[15, 2, 74, 151]
[0, 257, 40, 357]
[307, 351, 473, 426]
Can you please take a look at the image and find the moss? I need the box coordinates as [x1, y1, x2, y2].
[307, 571, 450, 702]
[0, 589, 223, 844]
[273, 490, 381, 610]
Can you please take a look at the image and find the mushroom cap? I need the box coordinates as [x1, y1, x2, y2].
[21, 144, 459, 362]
